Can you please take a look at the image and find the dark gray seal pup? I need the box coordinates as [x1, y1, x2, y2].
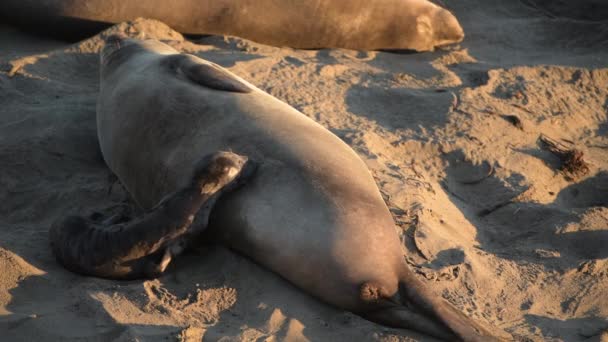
[50, 151, 257, 280]
[92, 35, 507, 341]
[0, 0, 464, 51]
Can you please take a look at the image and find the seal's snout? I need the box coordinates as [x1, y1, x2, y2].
[433, 9, 465, 45]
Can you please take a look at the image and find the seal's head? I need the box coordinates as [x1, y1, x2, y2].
[100, 34, 177, 79]
[430, 7, 465, 47]
[403, 5, 464, 51]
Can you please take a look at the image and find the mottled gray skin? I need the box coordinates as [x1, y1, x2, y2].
[0, 0, 464, 51]
[96, 36, 507, 341]
[50, 151, 257, 280]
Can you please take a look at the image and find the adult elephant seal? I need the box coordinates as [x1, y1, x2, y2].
[89, 35, 506, 341]
[0, 0, 464, 51]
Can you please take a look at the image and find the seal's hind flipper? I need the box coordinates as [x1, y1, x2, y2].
[431, 298, 505, 341]
[397, 275, 509, 341]
[49, 151, 257, 280]
[166, 54, 252, 93]
[363, 305, 457, 340]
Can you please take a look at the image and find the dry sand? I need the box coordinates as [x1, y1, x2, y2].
[1, 1, 607, 341]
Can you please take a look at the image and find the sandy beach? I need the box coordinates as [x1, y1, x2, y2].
[1, 1, 607, 341]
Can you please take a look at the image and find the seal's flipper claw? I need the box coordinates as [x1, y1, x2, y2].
[142, 248, 173, 279]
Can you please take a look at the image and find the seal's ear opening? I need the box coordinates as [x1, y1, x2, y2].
[416, 15, 434, 36]
[412, 15, 435, 52]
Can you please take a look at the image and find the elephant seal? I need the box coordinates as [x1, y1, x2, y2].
[50, 151, 257, 280]
[0, 0, 464, 51]
[91, 35, 506, 341]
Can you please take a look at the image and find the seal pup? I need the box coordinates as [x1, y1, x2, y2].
[0, 0, 464, 51]
[91, 35, 507, 341]
[50, 151, 257, 280]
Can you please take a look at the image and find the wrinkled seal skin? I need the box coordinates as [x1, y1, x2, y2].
[50, 151, 257, 280]
[96, 36, 507, 341]
[0, 0, 464, 51]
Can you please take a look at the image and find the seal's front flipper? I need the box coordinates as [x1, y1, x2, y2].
[164, 54, 252, 93]
[49, 151, 257, 280]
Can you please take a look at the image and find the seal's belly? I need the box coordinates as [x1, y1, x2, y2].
[206, 161, 352, 305]
[203, 159, 403, 310]
[208, 160, 336, 268]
